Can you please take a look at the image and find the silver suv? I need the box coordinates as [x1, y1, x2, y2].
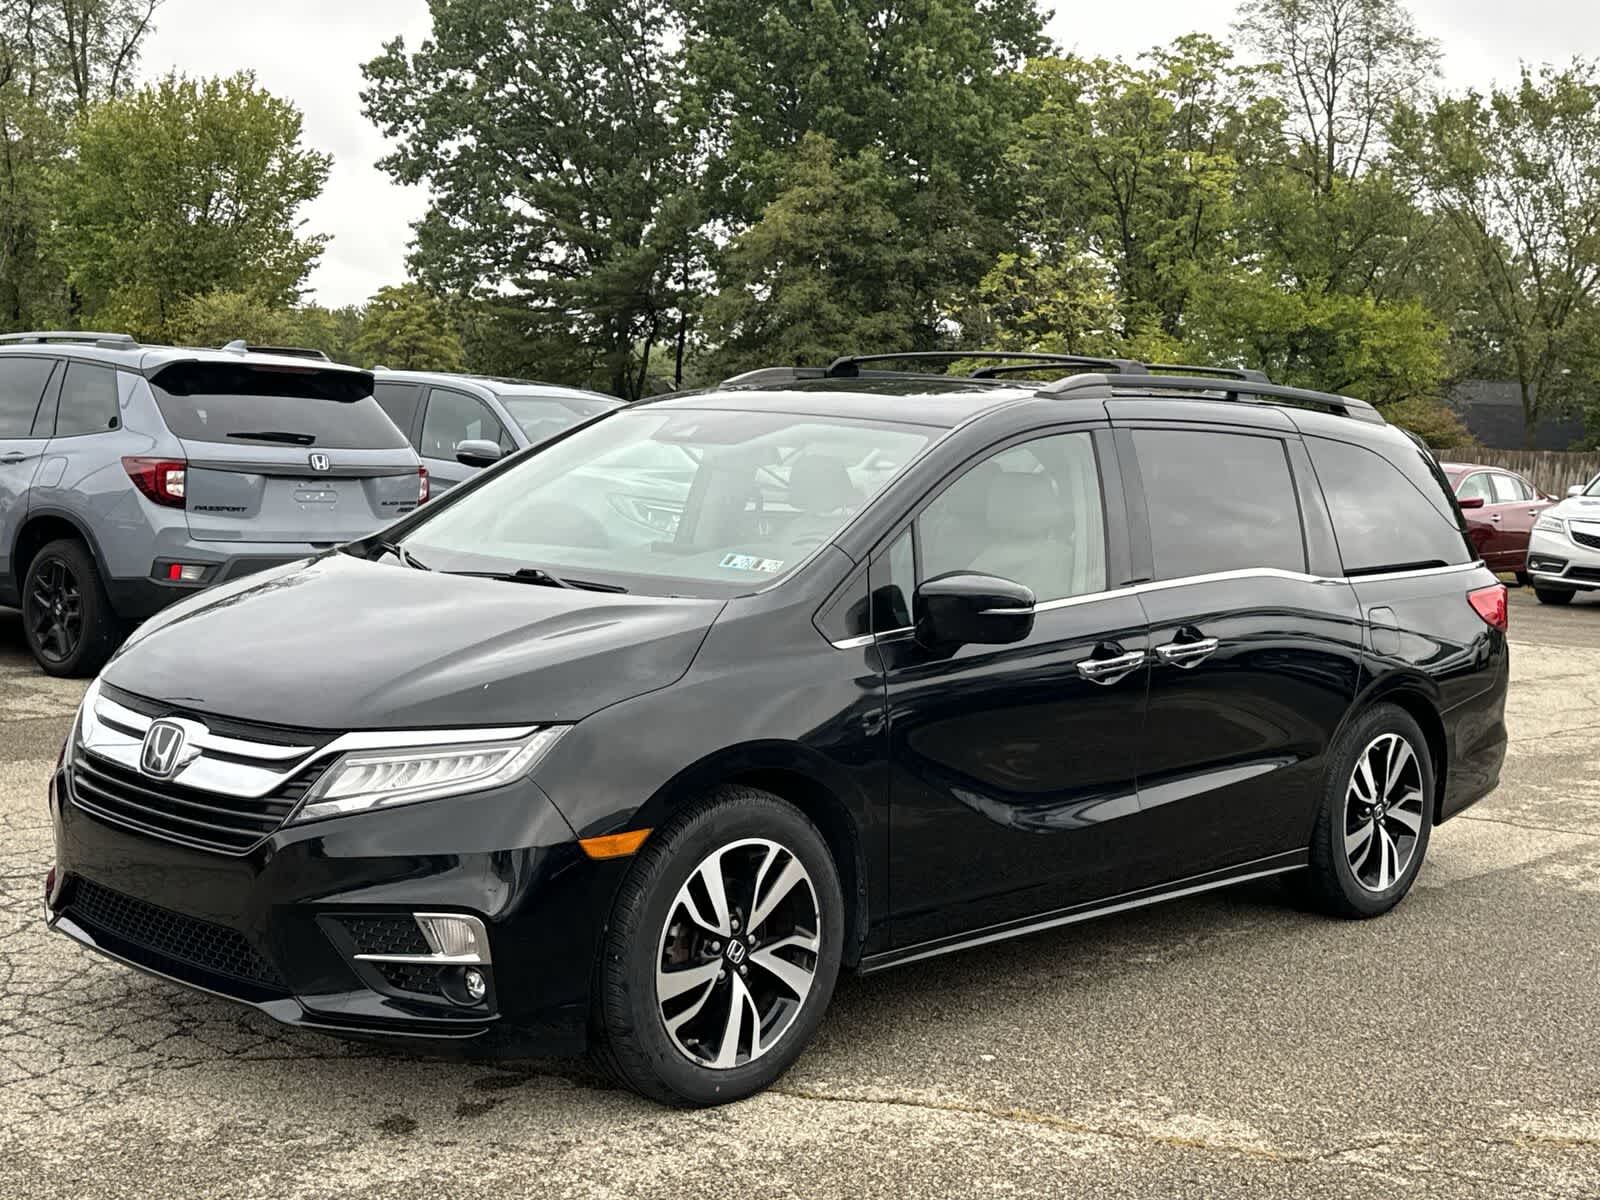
[0, 333, 425, 675]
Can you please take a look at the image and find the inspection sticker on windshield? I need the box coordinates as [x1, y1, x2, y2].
[720, 553, 784, 573]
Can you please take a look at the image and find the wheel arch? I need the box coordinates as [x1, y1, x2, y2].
[12, 507, 111, 588]
[1350, 675, 1450, 826]
[630, 742, 874, 967]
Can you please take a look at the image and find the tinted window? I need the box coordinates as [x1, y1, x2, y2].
[54, 363, 120, 436]
[1308, 437, 1473, 574]
[421, 389, 509, 459]
[1134, 429, 1305, 579]
[154, 371, 406, 450]
[0, 356, 55, 437]
[1456, 473, 1493, 503]
[373, 382, 423, 440]
[501, 394, 617, 445]
[919, 432, 1106, 601]
[872, 528, 916, 632]
[1491, 473, 1530, 503]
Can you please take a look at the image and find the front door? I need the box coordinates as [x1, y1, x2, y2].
[883, 428, 1155, 946]
[1118, 425, 1364, 881]
[419, 387, 512, 493]
[0, 356, 58, 601]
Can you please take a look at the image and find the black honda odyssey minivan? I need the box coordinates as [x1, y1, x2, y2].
[45, 353, 1509, 1106]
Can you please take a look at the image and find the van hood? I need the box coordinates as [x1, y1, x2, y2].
[102, 554, 723, 730]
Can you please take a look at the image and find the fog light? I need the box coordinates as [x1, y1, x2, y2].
[463, 968, 487, 1002]
[416, 914, 486, 960]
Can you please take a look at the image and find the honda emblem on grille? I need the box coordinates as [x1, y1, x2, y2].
[308, 452, 331, 472]
[140, 719, 197, 779]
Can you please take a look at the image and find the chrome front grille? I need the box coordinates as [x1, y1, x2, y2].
[1572, 526, 1600, 551]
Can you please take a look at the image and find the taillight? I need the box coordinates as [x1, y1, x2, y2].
[418, 466, 430, 504]
[1468, 584, 1508, 632]
[122, 456, 187, 508]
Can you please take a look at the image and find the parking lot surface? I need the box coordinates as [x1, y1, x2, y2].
[2, 588, 1597, 1198]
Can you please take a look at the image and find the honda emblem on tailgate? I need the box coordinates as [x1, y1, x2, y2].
[308, 453, 331, 472]
[140, 719, 197, 779]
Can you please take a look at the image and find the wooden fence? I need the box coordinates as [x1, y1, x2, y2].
[1434, 448, 1600, 497]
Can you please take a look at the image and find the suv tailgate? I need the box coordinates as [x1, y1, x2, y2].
[148, 358, 423, 542]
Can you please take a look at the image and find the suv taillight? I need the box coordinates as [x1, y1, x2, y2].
[122, 457, 187, 508]
[418, 466, 430, 504]
[1468, 584, 1508, 632]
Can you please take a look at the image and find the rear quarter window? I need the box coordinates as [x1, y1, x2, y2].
[1307, 437, 1473, 575]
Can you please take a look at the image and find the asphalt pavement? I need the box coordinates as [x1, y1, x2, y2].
[1, 587, 1597, 1198]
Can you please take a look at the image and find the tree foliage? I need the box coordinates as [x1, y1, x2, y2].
[354, 283, 464, 371]
[57, 71, 329, 337]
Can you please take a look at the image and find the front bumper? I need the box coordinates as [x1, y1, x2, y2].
[44, 761, 628, 1054]
[1527, 524, 1600, 591]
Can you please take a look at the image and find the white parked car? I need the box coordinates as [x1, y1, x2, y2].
[1527, 474, 1600, 605]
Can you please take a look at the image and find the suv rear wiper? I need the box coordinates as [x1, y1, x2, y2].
[452, 567, 628, 593]
[226, 430, 317, 445]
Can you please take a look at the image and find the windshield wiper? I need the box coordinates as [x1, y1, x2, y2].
[368, 539, 431, 571]
[226, 430, 317, 445]
[453, 567, 628, 593]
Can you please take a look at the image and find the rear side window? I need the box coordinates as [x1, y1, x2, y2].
[373, 382, 423, 441]
[1132, 429, 1306, 580]
[0, 356, 55, 436]
[54, 363, 120, 436]
[1307, 437, 1473, 574]
[152, 363, 406, 450]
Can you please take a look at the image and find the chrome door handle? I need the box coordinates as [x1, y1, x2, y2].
[1488, 512, 1502, 521]
[1155, 638, 1220, 669]
[1077, 650, 1146, 686]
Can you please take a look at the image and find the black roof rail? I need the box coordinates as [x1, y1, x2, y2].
[1144, 363, 1271, 384]
[0, 330, 137, 349]
[825, 350, 1145, 378]
[220, 339, 331, 362]
[719, 366, 831, 388]
[1039, 372, 1385, 424]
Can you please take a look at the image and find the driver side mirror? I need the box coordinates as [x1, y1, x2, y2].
[1458, 495, 1485, 510]
[915, 573, 1035, 649]
[455, 439, 504, 468]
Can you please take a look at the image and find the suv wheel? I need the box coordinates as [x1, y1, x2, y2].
[1298, 704, 1434, 919]
[593, 786, 843, 1106]
[23, 539, 122, 677]
[1533, 585, 1575, 606]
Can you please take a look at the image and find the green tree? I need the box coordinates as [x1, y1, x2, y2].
[57, 71, 330, 337]
[163, 288, 303, 347]
[363, 0, 695, 399]
[683, 0, 1047, 348]
[1392, 63, 1600, 445]
[0, 0, 160, 329]
[354, 283, 465, 371]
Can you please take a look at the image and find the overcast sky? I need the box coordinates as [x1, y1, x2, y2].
[139, 0, 1600, 308]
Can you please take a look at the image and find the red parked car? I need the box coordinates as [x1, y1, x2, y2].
[1441, 462, 1556, 580]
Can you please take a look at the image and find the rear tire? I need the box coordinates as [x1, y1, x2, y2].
[1534, 586, 1575, 606]
[592, 786, 843, 1107]
[1299, 704, 1434, 919]
[21, 539, 123, 678]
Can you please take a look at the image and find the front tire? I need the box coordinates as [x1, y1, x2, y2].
[1300, 704, 1434, 918]
[22, 539, 123, 677]
[1534, 586, 1575, 606]
[592, 786, 844, 1106]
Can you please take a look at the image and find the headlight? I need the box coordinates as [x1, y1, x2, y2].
[292, 727, 568, 823]
[72, 677, 103, 749]
[1534, 514, 1565, 534]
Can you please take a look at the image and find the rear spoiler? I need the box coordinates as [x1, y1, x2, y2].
[149, 358, 374, 401]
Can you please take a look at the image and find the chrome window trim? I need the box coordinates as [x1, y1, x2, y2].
[829, 562, 1484, 649]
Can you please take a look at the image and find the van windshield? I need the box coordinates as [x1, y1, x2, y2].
[402, 408, 934, 594]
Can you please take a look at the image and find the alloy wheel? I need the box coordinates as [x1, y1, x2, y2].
[25, 558, 83, 666]
[1343, 732, 1426, 893]
[655, 837, 821, 1070]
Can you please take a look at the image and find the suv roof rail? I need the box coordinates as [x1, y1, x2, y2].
[219, 339, 331, 362]
[0, 330, 138, 349]
[825, 351, 1146, 378]
[1143, 363, 1271, 384]
[1039, 372, 1385, 424]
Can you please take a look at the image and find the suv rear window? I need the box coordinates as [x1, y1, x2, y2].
[152, 362, 406, 450]
[1307, 437, 1473, 575]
